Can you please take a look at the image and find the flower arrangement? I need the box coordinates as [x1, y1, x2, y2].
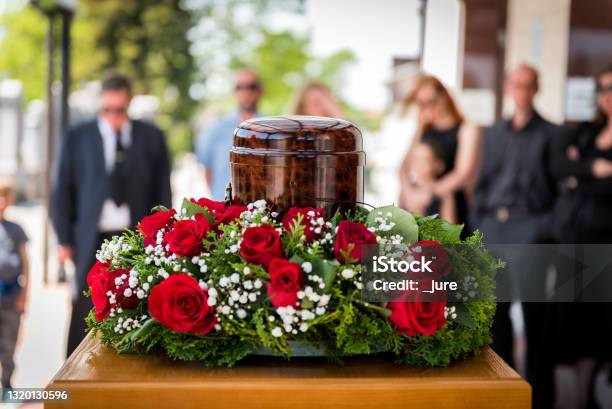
[86, 197, 498, 367]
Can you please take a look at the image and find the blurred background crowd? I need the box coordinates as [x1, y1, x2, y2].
[1, 0, 612, 408]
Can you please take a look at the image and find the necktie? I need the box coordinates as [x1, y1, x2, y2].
[110, 130, 128, 206]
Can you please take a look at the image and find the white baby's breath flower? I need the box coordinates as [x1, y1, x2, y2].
[271, 327, 283, 337]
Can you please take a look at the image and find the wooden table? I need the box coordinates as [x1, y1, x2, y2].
[46, 336, 530, 409]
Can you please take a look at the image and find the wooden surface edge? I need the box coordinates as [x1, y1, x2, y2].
[45, 335, 532, 409]
[46, 378, 530, 409]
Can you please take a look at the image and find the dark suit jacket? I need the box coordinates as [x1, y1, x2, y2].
[475, 112, 558, 216]
[51, 119, 172, 286]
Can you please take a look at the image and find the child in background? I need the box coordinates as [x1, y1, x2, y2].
[405, 139, 457, 224]
[0, 178, 28, 400]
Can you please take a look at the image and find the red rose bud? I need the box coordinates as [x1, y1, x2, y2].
[387, 300, 447, 336]
[333, 220, 377, 264]
[213, 205, 247, 230]
[282, 207, 325, 243]
[165, 218, 210, 257]
[137, 209, 176, 247]
[239, 224, 284, 268]
[265, 258, 304, 307]
[407, 240, 450, 280]
[148, 274, 217, 334]
[87, 262, 139, 321]
[190, 197, 226, 216]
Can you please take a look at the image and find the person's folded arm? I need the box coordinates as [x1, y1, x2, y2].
[432, 122, 482, 197]
[549, 125, 596, 179]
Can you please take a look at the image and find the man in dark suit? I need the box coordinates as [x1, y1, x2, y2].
[473, 64, 558, 409]
[52, 73, 172, 356]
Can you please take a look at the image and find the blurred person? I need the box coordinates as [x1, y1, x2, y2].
[398, 75, 481, 230]
[406, 139, 457, 223]
[0, 178, 28, 400]
[52, 73, 172, 356]
[473, 64, 559, 409]
[291, 81, 344, 118]
[550, 65, 612, 409]
[196, 69, 262, 201]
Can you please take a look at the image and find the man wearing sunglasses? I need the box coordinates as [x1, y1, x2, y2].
[196, 69, 263, 200]
[52, 73, 172, 356]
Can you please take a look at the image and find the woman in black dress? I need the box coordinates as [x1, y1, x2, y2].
[399, 75, 481, 232]
[551, 66, 612, 409]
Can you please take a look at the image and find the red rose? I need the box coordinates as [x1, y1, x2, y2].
[148, 274, 217, 334]
[87, 262, 138, 321]
[387, 301, 447, 336]
[138, 209, 176, 247]
[165, 218, 210, 257]
[265, 258, 304, 307]
[239, 224, 284, 268]
[407, 240, 450, 280]
[282, 207, 325, 243]
[213, 205, 247, 230]
[334, 220, 377, 264]
[191, 197, 226, 216]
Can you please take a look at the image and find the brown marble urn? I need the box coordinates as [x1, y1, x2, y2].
[229, 115, 365, 216]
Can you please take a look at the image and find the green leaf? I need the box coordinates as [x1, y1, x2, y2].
[289, 254, 304, 264]
[453, 304, 475, 329]
[151, 205, 169, 213]
[311, 258, 338, 289]
[415, 214, 464, 243]
[367, 205, 419, 244]
[181, 198, 216, 223]
[439, 220, 464, 242]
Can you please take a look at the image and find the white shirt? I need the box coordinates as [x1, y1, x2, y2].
[97, 118, 132, 232]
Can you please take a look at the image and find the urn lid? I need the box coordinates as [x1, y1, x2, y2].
[232, 115, 363, 153]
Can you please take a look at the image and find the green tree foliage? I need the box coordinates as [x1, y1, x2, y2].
[0, 0, 367, 156]
[0, 4, 47, 101]
[0, 0, 197, 156]
[73, 0, 197, 155]
[185, 0, 360, 121]
[232, 30, 356, 115]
